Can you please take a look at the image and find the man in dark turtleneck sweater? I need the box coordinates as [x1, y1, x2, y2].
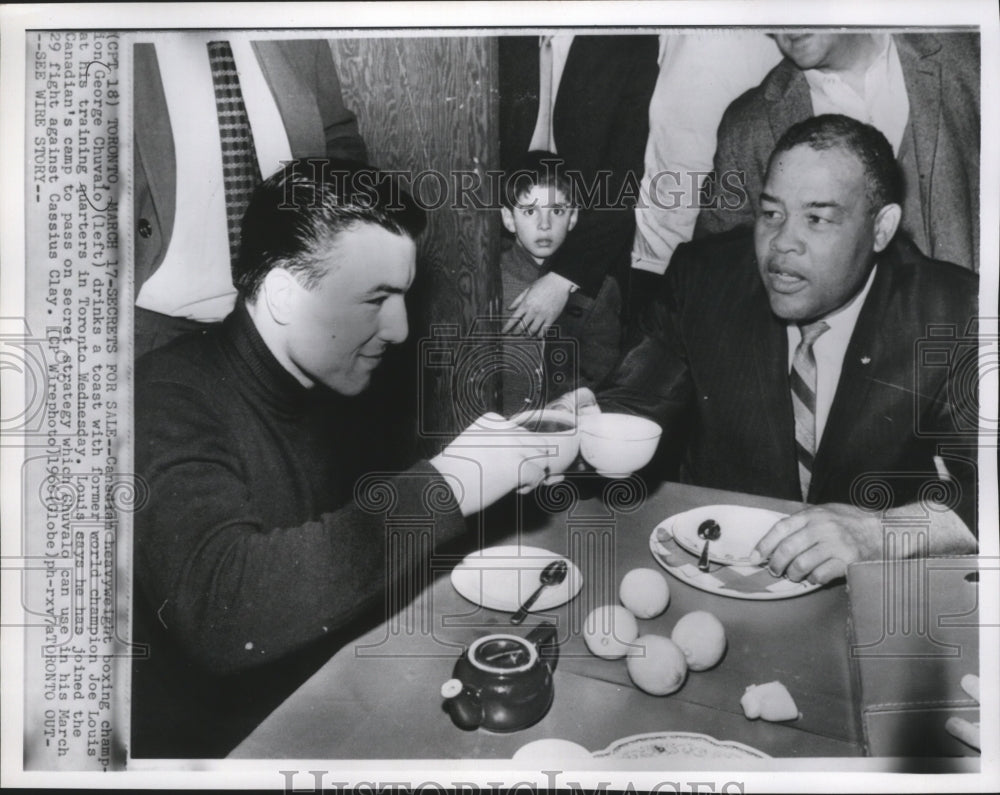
[131, 160, 556, 757]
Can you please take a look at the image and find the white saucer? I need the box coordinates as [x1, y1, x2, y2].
[451, 545, 583, 612]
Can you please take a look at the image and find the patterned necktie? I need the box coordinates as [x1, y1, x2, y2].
[790, 320, 830, 501]
[207, 41, 261, 266]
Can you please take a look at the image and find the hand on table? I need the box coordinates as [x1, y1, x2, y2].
[430, 413, 566, 517]
[502, 272, 574, 337]
[945, 674, 980, 751]
[752, 503, 883, 585]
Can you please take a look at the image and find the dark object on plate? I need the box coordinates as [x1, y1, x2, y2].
[511, 560, 568, 624]
[441, 623, 559, 732]
[697, 520, 721, 572]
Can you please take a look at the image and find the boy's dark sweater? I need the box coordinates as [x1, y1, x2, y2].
[500, 240, 623, 401]
[131, 303, 465, 757]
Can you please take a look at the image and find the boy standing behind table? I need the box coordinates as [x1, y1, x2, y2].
[499, 152, 622, 416]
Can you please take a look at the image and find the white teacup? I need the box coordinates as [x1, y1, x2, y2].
[579, 413, 662, 477]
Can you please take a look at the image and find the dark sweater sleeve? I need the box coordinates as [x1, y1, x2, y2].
[134, 380, 465, 676]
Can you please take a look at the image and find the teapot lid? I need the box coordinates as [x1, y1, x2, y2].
[467, 634, 538, 674]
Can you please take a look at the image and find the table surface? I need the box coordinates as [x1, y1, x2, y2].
[232, 477, 863, 760]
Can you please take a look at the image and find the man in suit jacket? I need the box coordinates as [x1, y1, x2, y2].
[498, 34, 659, 332]
[695, 33, 979, 273]
[566, 115, 978, 584]
[133, 38, 367, 355]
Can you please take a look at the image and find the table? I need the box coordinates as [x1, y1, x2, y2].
[232, 477, 873, 760]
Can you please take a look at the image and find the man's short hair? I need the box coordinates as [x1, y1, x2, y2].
[502, 150, 576, 209]
[768, 114, 903, 214]
[235, 158, 427, 299]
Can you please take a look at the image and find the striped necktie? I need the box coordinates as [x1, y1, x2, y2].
[790, 320, 830, 501]
[207, 41, 261, 266]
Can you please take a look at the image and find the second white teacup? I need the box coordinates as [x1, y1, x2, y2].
[579, 412, 662, 477]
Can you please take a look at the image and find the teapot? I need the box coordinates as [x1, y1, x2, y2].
[441, 622, 559, 732]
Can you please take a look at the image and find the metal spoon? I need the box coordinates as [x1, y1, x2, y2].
[697, 520, 721, 573]
[511, 560, 568, 624]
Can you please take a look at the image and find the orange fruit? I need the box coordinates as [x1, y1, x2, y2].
[619, 567, 670, 619]
[671, 610, 727, 671]
[626, 634, 688, 695]
[583, 605, 639, 659]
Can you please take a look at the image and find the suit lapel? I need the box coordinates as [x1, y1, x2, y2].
[895, 115, 930, 253]
[809, 265, 892, 501]
[896, 35, 942, 218]
[748, 274, 801, 496]
[253, 41, 325, 158]
[765, 61, 813, 144]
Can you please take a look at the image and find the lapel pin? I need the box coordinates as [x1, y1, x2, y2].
[861, 356, 871, 365]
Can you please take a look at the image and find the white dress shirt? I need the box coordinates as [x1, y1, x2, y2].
[803, 35, 909, 155]
[135, 33, 293, 322]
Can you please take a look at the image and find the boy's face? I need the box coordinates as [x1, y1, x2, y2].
[501, 184, 578, 263]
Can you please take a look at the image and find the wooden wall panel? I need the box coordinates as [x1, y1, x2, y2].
[330, 36, 500, 454]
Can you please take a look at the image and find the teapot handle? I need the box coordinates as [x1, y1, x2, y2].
[526, 622, 559, 673]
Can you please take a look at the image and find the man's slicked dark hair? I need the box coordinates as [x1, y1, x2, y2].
[768, 114, 903, 214]
[234, 158, 427, 299]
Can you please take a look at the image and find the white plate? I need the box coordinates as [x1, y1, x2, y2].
[669, 504, 788, 565]
[593, 731, 770, 760]
[451, 545, 583, 612]
[650, 521, 822, 600]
